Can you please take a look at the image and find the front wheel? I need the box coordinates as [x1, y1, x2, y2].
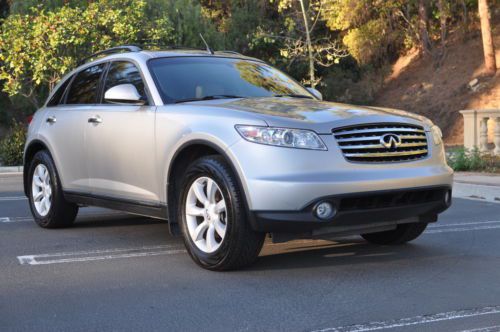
[27, 150, 78, 228]
[178, 156, 265, 271]
[361, 222, 428, 245]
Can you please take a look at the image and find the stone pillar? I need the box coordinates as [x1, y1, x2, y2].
[479, 117, 490, 152]
[494, 117, 500, 156]
[460, 110, 477, 149]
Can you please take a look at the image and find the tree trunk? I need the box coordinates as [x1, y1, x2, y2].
[461, 0, 468, 34]
[299, 0, 315, 87]
[437, 0, 447, 48]
[418, 0, 432, 54]
[478, 0, 497, 75]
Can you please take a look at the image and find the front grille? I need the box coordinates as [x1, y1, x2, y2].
[333, 123, 428, 163]
[339, 188, 446, 212]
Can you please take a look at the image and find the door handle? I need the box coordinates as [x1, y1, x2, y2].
[46, 116, 56, 124]
[88, 116, 102, 124]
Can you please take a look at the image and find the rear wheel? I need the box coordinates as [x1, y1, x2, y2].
[361, 222, 428, 245]
[178, 156, 265, 271]
[27, 150, 78, 228]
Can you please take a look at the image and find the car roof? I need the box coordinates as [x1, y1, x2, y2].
[77, 49, 262, 70]
[47, 48, 265, 106]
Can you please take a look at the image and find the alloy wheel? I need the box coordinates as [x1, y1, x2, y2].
[32, 164, 52, 217]
[185, 177, 227, 253]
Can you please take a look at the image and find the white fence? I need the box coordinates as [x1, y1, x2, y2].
[460, 110, 500, 155]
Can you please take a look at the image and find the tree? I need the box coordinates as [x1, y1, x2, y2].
[272, 0, 347, 87]
[298, 0, 315, 87]
[418, 0, 432, 54]
[478, 0, 497, 75]
[437, 0, 448, 49]
[0, 0, 174, 108]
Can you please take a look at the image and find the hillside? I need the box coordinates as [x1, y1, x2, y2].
[374, 25, 499, 145]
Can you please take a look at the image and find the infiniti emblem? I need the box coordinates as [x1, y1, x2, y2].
[380, 134, 402, 149]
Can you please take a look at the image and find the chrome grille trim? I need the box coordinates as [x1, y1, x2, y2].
[333, 123, 429, 163]
[334, 127, 425, 136]
[341, 142, 427, 150]
[343, 149, 428, 158]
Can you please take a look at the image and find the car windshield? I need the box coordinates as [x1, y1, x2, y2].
[148, 57, 313, 104]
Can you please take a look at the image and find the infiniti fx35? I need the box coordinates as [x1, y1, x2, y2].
[24, 47, 453, 270]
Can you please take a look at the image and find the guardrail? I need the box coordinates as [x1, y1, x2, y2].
[460, 110, 500, 155]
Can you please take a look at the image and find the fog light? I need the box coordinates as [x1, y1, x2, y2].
[315, 201, 336, 220]
[445, 190, 452, 206]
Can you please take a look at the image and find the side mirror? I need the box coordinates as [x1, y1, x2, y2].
[307, 87, 323, 101]
[104, 84, 146, 105]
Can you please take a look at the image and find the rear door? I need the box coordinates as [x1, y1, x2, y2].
[42, 63, 106, 193]
[86, 60, 159, 203]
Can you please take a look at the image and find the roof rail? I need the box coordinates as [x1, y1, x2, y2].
[217, 50, 242, 55]
[141, 45, 207, 52]
[78, 45, 142, 66]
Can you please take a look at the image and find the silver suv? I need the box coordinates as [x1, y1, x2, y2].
[24, 46, 453, 270]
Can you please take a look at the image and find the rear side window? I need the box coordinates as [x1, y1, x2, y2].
[66, 64, 106, 104]
[103, 61, 147, 103]
[47, 76, 72, 107]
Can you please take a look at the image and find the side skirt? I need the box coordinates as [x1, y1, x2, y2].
[64, 191, 168, 220]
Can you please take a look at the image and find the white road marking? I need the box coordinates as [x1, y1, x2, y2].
[0, 212, 127, 223]
[459, 325, 500, 332]
[0, 196, 27, 201]
[426, 221, 500, 234]
[312, 305, 500, 332]
[429, 220, 500, 228]
[427, 226, 500, 234]
[17, 245, 186, 265]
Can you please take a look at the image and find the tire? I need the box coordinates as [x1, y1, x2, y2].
[27, 150, 78, 228]
[361, 222, 428, 245]
[178, 155, 265, 271]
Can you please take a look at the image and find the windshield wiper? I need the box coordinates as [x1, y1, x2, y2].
[273, 94, 314, 99]
[174, 95, 245, 104]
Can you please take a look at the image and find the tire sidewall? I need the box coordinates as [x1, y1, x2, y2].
[178, 158, 241, 269]
[28, 151, 59, 227]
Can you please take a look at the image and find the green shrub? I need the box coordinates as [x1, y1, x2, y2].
[447, 147, 487, 172]
[342, 18, 400, 66]
[0, 120, 26, 166]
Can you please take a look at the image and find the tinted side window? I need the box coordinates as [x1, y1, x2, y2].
[104, 61, 147, 103]
[66, 64, 106, 104]
[47, 75, 72, 107]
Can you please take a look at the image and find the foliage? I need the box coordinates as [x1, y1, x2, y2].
[148, 0, 221, 49]
[447, 147, 487, 172]
[0, 119, 26, 166]
[343, 19, 395, 65]
[0, 0, 491, 122]
[0, 0, 175, 108]
[271, 0, 348, 86]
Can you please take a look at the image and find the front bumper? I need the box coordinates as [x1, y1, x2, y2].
[226, 134, 453, 235]
[249, 185, 452, 233]
[227, 135, 453, 212]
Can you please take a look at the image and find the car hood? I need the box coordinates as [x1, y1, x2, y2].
[189, 97, 432, 134]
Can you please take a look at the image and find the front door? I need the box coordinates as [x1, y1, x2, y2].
[86, 61, 159, 203]
[43, 63, 106, 193]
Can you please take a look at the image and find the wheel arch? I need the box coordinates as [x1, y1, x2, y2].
[23, 140, 51, 196]
[165, 140, 248, 235]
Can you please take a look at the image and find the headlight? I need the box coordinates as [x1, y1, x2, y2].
[431, 125, 443, 145]
[235, 125, 327, 150]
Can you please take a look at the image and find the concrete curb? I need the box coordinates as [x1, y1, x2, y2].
[0, 166, 23, 174]
[453, 182, 500, 203]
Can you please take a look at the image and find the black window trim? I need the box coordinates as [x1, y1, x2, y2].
[62, 62, 108, 106]
[45, 73, 75, 108]
[98, 59, 153, 106]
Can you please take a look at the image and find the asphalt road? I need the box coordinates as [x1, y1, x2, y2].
[1, 173, 500, 332]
